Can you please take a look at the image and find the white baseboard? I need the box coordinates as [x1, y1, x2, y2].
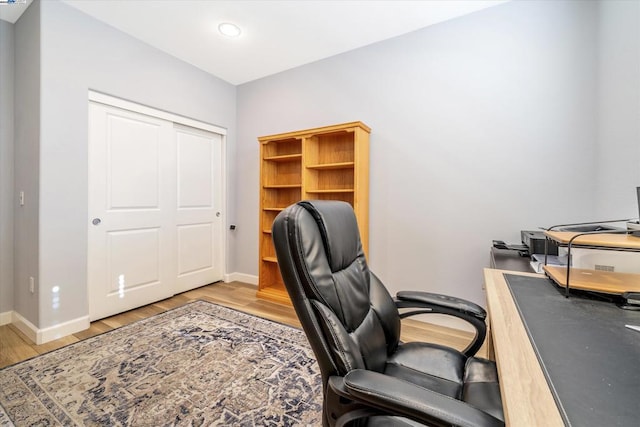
[224, 272, 258, 286]
[11, 311, 39, 343]
[12, 311, 90, 345]
[0, 310, 12, 326]
[38, 316, 90, 344]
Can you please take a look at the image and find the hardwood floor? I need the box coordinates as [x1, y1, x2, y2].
[0, 281, 483, 369]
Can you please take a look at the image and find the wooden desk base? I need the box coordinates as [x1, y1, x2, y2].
[483, 269, 564, 426]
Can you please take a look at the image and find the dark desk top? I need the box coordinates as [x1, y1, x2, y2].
[504, 274, 640, 427]
[490, 247, 532, 273]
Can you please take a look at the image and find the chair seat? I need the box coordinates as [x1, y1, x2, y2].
[385, 342, 466, 398]
[384, 342, 504, 422]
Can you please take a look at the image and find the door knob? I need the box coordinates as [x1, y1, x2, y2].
[92, 218, 101, 226]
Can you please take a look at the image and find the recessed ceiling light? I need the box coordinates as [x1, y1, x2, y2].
[218, 22, 241, 38]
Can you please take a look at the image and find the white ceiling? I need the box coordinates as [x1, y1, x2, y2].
[2, 0, 508, 85]
[0, 0, 32, 23]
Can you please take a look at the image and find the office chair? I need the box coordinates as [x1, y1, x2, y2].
[272, 201, 504, 427]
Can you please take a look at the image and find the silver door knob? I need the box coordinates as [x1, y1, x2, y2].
[92, 218, 101, 225]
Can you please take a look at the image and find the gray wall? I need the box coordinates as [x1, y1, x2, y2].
[29, 0, 237, 329]
[594, 0, 640, 217]
[236, 0, 604, 309]
[5, 0, 639, 331]
[0, 20, 15, 314]
[13, 0, 40, 324]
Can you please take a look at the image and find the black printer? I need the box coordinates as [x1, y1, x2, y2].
[521, 230, 558, 255]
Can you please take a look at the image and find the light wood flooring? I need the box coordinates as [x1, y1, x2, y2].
[0, 281, 483, 369]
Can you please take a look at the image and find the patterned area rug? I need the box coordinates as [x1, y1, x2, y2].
[0, 301, 322, 426]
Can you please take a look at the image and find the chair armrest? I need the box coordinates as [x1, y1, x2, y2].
[342, 370, 504, 427]
[395, 291, 487, 357]
[396, 291, 486, 319]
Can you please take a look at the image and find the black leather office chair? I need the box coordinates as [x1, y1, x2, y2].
[272, 201, 504, 427]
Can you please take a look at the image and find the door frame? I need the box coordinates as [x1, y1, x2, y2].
[87, 90, 228, 295]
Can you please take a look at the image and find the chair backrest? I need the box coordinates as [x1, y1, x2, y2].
[273, 201, 402, 386]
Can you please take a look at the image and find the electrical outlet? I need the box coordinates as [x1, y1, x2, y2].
[29, 276, 35, 293]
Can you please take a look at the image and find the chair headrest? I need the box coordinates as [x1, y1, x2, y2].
[298, 200, 362, 272]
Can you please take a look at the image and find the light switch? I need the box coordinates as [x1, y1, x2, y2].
[19, 191, 24, 206]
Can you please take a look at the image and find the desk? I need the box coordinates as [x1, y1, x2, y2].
[484, 269, 563, 426]
[484, 269, 640, 426]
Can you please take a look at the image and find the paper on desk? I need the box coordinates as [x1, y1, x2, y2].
[530, 254, 568, 274]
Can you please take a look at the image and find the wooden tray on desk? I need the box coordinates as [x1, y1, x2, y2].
[543, 265, 640, 294]
[544, 230, 640, 249]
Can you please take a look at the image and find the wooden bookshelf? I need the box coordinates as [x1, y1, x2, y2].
[258, 122, 370, 304]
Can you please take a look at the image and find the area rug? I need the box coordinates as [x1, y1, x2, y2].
[0, 301, 322, 426]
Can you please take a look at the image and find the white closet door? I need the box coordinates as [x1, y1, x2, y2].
[88, 102, 223, 321]
[174, 124, 223, 294]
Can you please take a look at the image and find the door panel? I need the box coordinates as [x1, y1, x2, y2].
[174, 125, 223, 293]
[89, 103, 175, 321]
[108, 116, 161, 209]
[108, 228, 160, 292]
[177, 223, 213, 275]
[178, 131, 213, 207]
